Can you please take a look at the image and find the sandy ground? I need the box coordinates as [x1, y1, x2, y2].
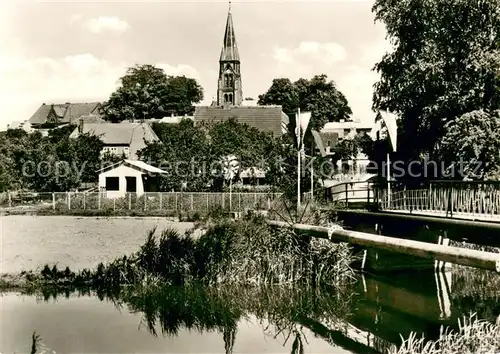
[1, 215, 195, 274]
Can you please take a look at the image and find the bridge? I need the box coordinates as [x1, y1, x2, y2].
[268, 179, 500, 274]
[327, 179, 500, 222]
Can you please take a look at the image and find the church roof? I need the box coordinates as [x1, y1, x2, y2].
[220, 6, 240, 61]
[194, 106, 287, 138]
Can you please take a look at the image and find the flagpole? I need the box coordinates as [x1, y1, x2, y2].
[310, 139, 314, 203]
[387, 152, 391, 208]
[297, 108, 301, 212]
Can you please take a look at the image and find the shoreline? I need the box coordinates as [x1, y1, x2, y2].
[0, 207, 201, 220]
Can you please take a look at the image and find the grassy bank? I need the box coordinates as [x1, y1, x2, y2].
[1, 213, 357, 290]
[0, 207, 209, 220]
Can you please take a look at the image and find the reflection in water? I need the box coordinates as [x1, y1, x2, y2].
[15, 282, 392, 353]
[3, 269, 500, 354]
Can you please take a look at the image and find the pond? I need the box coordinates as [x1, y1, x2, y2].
[1, 216, 499, 353]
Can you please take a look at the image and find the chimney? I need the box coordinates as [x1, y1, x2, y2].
[78, 118, 84, 134]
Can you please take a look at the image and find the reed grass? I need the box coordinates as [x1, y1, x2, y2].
[390, 313, 500, 354]
[6, 212, 355, 290]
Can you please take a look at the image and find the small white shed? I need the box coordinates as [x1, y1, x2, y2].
[98, 160, 167, 198]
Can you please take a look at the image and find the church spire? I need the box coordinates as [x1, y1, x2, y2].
[217, 2, 243, 107]
[220, 2, 240, 62]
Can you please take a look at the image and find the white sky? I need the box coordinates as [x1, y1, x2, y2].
[0, 0, 392, 130]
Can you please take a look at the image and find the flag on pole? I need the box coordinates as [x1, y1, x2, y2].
[379, 110, 398, 152]
[295, 111, 312, 148]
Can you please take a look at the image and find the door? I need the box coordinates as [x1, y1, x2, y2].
[125, 176, 137, 192]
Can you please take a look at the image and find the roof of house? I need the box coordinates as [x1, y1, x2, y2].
[240, 167, 266, 178]
[321, 120, 375, 132]
[69, 122, 160, 160]
[79, 114, 105, 124]
[312, 130, 339, 157]
[29, 102, 102, 125]
[98, 159, 167, 174]
[194, 106, 288, 138]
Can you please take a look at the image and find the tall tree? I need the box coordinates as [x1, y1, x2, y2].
[440, 110, 500, 180]
[258, 74, 352, 132]
[372, 0, 500, 163]
[102, 64, 204, 122]
[139, 118, 280, 192]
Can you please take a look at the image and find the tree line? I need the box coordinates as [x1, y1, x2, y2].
[372, 0, 500, 180]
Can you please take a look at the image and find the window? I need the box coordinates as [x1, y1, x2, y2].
[105, 177, 119, 191]
[125, 176, 137, 192]
[224, 94, 228, 102]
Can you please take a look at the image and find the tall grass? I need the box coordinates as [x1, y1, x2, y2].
[13, 213, 355, 289]
[390, 313, 500, 354]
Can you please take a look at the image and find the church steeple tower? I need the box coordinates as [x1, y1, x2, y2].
[217, 2, 243, 107]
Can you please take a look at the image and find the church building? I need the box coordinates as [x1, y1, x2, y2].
[194, 4, 289, 138]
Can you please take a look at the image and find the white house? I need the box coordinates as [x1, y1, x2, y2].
[98, 160, 167, 198]
[69, 120, 160, 160]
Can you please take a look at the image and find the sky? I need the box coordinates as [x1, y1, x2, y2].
[0, 0, 392, 130]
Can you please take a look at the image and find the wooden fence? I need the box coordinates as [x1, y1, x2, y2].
[0, 191, 283, 213]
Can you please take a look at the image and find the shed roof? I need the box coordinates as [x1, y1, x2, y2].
[98, 159, 167, 174]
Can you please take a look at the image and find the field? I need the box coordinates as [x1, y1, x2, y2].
[0, 215, 194, 274]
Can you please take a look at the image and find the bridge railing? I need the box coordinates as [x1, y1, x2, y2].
[379, 180, 500, 218]
[326, 181, 378, 208]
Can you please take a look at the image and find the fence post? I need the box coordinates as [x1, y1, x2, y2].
[222, 193, 225, 210]
[144, 193, 147, 211]
[159, 192, 162, 210]
[267, 196, 271, 210]
[83, 193, 86, 210]
[67, 192, 71, 210]
[8, 191, 11, 207]
[128, 193, 132, 210]
[238, 193, 241, 212]
[52, 193, 55, 210]
[254, 192, 257, 208]
[345, 183, 349, 208]
[113, 197, 116, 211]
[98, 191, 101, 210]
[191, 194, 194, 211]
[206, 192, 209, 211]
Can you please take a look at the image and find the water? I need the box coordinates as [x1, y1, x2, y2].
[1, 216, 499, 353]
